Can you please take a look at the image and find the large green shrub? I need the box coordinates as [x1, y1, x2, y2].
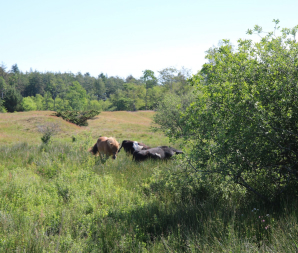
[54, 110, 100, 126]
[159, 20, 298, 201]
[22, 96, 37, 111]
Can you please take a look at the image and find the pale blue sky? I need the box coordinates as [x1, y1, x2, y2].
[1, 0, 298, 78]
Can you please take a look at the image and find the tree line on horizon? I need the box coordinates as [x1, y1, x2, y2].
[0, 64, 192, 113]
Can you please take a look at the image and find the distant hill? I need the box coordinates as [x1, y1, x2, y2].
[0, 110, 169, 147]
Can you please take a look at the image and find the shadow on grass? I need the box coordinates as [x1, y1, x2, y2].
[88, 198, 228, 250]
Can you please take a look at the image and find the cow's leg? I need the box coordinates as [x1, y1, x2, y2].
[102, 146, 109, 160]
[98, 152, 106, 164]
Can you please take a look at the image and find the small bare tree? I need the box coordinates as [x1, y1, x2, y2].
[37, 123, 60, 144]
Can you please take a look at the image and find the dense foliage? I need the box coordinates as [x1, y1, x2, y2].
[54, 110, 100, 126]
[156, 20, 298, 202]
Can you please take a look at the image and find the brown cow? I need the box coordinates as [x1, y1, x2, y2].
[90, 136, 120, 159]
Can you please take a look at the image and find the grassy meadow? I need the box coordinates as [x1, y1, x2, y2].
[0, 111, 298, 252]
[0, 111, 168, 146]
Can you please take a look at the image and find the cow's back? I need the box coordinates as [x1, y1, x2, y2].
[97, 137, 108, 152]
[139, 142, 151, 150]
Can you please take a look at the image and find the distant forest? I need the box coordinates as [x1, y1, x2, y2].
[0, 63, 193, 113]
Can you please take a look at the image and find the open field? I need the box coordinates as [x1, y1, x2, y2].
[0, 111, 169, 146]
[0, 111, 298, 252]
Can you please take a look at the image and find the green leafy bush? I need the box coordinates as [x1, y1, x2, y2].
[22, 96, 37, 111]
[54, 110, 100, 126]
[164, 20, 298, 201]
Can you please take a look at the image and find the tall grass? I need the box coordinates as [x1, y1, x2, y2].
[0, 111, 297, 252]
[0, 136, 297, 252]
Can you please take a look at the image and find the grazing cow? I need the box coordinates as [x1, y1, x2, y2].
[132, 146, 183, 162]
[90, 136, 120, 159]
[118, 140, 151, 155]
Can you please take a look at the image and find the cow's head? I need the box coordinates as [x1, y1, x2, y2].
[169, 147, 183, 155]
[112, 145, 119, 159]
[108, 140, 120, 159]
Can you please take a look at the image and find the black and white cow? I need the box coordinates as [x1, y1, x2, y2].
[132, 146, 183, 162]
[118, 140, 151, 155]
